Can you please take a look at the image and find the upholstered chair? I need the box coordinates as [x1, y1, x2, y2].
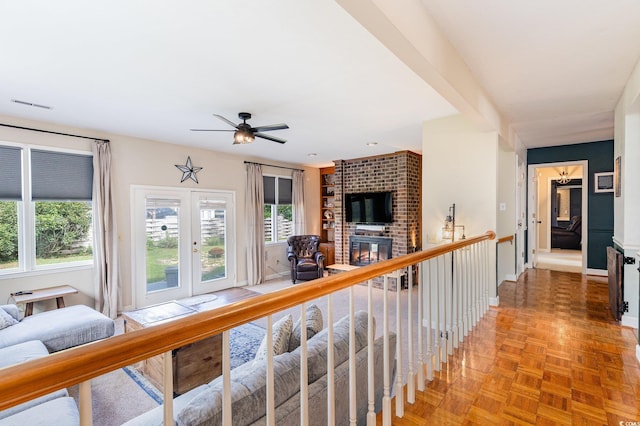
[286, 235, 325, 284]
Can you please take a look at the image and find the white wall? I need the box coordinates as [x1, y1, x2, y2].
[0, 115, 319, 312]
[614, 56, 640, 329]
[422, 114, 498, 298]
[497, 140, 516, 283]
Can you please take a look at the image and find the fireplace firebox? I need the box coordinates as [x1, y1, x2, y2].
[349, 236, 393, 266]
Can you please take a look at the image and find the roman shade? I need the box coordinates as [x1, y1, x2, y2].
[31, 149, 93, 201]
[0, 146, 22, 200]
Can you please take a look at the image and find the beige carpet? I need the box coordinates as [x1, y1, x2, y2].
[536, 249, 582, 273]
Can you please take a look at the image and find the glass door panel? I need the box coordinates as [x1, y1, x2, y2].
[193, 192, 235, 294]
[145, 198, 181, 292]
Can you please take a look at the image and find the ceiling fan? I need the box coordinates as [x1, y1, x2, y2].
[191, 112, 289, 144]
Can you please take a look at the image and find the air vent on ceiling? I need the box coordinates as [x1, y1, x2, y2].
[11, 99, 53, 110]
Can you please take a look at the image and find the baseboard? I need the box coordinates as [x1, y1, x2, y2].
[505, 274, 517, 282]
[264, 272, 288, 281]
[489, 296, 499, 306]
[637, 345, 640, 364]
[621, 314, 638, 329]
[586, 268, 607, 277]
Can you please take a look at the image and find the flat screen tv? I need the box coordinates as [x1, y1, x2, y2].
[345, 191, 393, 223]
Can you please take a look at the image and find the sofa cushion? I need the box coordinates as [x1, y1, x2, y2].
[0, 305, 115, 352]
[288, 304, 323, 352]
[253, 314, 293, 364]
[0, 309, 18, 330]
[0, 397, 79, 426]
[0, 305, 19, 322]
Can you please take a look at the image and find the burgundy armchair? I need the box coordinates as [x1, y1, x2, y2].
[287, 235, 325, 284]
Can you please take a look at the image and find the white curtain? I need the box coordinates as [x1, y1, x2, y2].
[92, 141, 119, 319]
[246, 163, 265, 286]
[292, 169, 305, 234]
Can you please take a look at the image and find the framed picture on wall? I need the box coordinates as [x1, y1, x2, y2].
[594, 172, 614, 193]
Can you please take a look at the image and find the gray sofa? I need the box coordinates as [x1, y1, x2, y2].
[0, 340, 79, 426]
[124, 311, 397, 425]
[0, 304, 115, 425]
[0, 304, 115, 352]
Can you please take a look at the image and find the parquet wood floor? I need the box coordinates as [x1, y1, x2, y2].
[382, 269, 640, 425]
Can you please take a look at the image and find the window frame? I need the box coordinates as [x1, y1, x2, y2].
[263, 174, 294, 245]
[0, 142, 94, 277]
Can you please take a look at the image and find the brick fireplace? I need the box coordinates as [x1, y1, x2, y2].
[332, 151, 422, 289]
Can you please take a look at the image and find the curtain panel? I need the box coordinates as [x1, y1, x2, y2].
[292, 169, 305, 234]
[92, 141, 119, 319]
[246, 163, 265, 285]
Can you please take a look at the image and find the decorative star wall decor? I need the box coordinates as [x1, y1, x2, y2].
[175, 156, 203, 183]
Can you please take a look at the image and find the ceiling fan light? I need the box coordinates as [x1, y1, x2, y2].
[233, 129, 254, 144]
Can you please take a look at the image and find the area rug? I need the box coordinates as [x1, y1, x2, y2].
[71, 322, 265, 425]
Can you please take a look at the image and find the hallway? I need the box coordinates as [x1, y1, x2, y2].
[391, 269, 640, 425]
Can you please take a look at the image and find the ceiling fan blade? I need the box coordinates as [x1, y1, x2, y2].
[213, 114, 239, 129]
[255, 132, 287, 144]
[251, 123, 289, 132]
[190, 129, 234, 132]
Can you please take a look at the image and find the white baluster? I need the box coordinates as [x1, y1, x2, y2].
[417, 262, 426, 391]
[395, 270, 404, 417]
[475, 243, 481, 325]
[349, 286, 357, 425]
[300, 302, 309, 426]
[79, 380, 93, 426]
[327, 294, 335, 426]
[366, 280, 375, 426]
[407, 265, 416, 403]
[162, 350, 174, 426]
[463, 246, 470, 337]
[425, 260, 433, 381]
[264, 318, 274, 426]
[484, 240, 490, 314]
[467, 245, 474, 333]
[382, 274, 391, 426]
[451, 250, 459, 350]
[439, 256, 447, 365]
[433, 258, 441, 371]
[446, 253, 453, 357]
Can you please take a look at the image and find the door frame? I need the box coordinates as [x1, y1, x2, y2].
[130, 185, 237, 308]
[527, 160, 588, 273]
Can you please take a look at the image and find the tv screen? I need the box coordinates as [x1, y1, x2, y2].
[345, 192, 393, 223]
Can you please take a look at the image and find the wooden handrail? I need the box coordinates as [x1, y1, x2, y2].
[0, 231, 495, 411]
[497, 234, 514, 244]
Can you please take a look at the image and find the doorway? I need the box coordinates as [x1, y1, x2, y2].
[527, 161, 587, 273]
[132, 187, 236, 307]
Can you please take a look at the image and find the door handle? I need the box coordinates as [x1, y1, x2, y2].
[536, 221, 542, 224]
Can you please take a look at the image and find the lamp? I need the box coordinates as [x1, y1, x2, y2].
[441, 203, 466, 242]
[558, 168, 571, 184]
[233, 128, 255, 144]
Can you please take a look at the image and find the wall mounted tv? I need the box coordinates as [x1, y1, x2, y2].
[345, 191, 393, 223]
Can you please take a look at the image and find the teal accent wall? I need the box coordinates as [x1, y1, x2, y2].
[528, 140, 614, 270]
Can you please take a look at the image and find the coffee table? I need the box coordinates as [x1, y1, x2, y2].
[122, 287, 259, 395]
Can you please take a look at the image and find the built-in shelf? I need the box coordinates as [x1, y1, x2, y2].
[320, 166, 335, 244]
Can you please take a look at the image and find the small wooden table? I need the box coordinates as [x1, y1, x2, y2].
[11, 285, 78, 316]
[122, 287, 259, 395]
[326, 263, 359, 274]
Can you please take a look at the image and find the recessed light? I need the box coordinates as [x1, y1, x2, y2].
[307, 153, 318, 157]
[366, 142, 378, 146]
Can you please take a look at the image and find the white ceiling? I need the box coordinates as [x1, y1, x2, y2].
[420, 0, 640, 148]
[1, 1, 639, 166]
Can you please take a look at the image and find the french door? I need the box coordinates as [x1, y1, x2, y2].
[132, 187, 236, 307]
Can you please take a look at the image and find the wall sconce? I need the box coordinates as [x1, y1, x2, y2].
[441, 203, 465, 242]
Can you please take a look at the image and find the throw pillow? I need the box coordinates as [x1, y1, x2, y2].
[0, 307, 18, 330]
[288, 304, 323, 352]
[254, 314, 293, 364]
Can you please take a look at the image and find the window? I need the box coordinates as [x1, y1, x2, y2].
[0, 144, 93, 273]
[263, 176, 293, 243]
